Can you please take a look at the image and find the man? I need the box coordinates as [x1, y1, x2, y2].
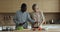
[13, 3, 35, 29]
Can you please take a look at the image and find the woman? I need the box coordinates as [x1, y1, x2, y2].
[30, 4, 45, 30]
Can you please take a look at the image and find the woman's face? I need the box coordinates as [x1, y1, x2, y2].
[34, 5, 39, 12]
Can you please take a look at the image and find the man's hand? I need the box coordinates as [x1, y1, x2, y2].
[19, 23, 23, 26]
[35, 21, 38, 24]
[19, 22, 26, 26]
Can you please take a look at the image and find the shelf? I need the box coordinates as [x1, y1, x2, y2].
[43, 12, 60, 13]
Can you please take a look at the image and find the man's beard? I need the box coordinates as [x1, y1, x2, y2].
[21, 10, 26, 13]
[21, 8, 27, 13]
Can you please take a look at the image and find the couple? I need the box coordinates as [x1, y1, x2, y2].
[13, 3, 45, 29]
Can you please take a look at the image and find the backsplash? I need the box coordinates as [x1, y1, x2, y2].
[0, 13, 60, 26]
[0, 13, 15, 26]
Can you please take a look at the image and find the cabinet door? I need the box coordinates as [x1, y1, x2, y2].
[42, 0, 59, 12]
[14, 0, 60, 13]
[0, 0, 59, 13]
[18, 0, 43, 12]
[0, 0, 18, 13]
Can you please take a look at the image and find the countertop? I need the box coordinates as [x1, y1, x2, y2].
[1, 29, 60, 32]
[1, 24, 60, 32]
[1, 29, 45, 32]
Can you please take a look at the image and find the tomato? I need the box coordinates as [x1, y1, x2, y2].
[38, 27, 42, 30]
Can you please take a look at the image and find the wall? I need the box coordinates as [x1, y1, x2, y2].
[0, 13, 60, 26]
[0, 0, 18, 13]
[42, 0, 59, 12]
[0, 13, 15, 26]
[0, 0, 59, 13]
[45, 13, 60, 21]
[0, 0, 60, 25]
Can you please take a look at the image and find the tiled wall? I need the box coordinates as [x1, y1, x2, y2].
[45, 13, 60, 21]
[0, 13, 60, 26]
[0, 13, 15, 26]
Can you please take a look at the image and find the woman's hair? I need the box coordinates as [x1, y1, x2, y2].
[32, 4, 36, 10]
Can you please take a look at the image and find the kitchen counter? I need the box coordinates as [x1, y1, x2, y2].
[1, 24, 60, 32]
[1, 29, 45, 32]
[1, 29, 60, 32]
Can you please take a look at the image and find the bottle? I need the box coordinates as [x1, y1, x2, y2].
[28, 23, 31, 29]
[52, 19, 54, 23]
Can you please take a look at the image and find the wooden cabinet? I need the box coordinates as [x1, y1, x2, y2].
[0, 0, 19, 13]
[18, 0, 60, 12]
[0, 0, 60, 13]
[42, 0, 59, 12]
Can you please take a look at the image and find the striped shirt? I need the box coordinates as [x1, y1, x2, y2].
[13, 11, 34, 25]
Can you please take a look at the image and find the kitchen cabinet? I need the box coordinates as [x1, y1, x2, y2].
[42, 0, 60, 12]
[0, 0, 60, 13]
[0, 0, 19, 13]
[15, 0, 60, 13]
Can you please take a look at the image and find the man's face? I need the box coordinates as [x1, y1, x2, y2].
[21, 7, 27, 12]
